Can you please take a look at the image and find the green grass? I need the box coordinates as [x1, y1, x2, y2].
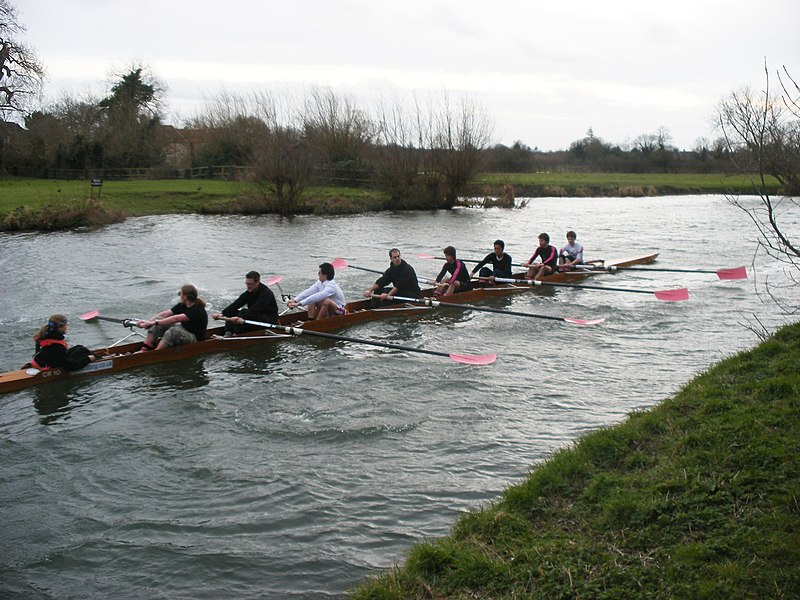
[0, 173, 782, 230]
[0, 178, 246, 216]
[350, 321, 800, 599]
[474, 172, 781, 194]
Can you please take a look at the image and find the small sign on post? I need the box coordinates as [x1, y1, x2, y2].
[90, 178, 102, 198]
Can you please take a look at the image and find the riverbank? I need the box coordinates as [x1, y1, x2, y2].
[0, 173, 778, 231]
[351, 321, 800, 598]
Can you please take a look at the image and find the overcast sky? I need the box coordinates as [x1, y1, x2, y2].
[18, 0, 800, 151]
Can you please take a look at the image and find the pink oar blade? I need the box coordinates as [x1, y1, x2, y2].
[654, 288, 689, 302]
[716, 266, 747, 280]
[563, 317, 606, 326]
[266, 275, 283, 286]
[80, 309, 100, 321]
[331, 257, 349, 270]
[417, 253, 437, 259]
[449, 353, 497, 365]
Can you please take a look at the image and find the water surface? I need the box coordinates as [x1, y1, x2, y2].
[0, 195, 795, 598]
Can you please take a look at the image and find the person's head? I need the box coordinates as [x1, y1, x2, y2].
[34, 313, 68, 341]
[443, 246, 456, 262]
[493, 239, 505, 255]
[245, 270, 261, 291]
[566, 231, 577, 243]
[179, 283, 206, 307]
[538, 233, 550, 246]
[319, 262, 335, 281]
[388, 248, 402, 266]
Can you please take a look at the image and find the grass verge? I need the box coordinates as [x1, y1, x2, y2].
[351, 321, 800, 599]
[0, 173, 781, 231]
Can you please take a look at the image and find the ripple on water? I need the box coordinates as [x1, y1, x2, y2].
[0, 198, 791, 599]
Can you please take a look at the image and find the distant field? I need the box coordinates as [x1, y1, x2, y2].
[474, 172, 780, 194]
[0, 173, 780, 218]
[0, 178, 246, 215]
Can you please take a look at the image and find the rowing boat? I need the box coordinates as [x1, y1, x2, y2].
[0, 253, 657, 394]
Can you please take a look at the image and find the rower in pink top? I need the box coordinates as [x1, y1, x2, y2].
[523, 233, 559, 280]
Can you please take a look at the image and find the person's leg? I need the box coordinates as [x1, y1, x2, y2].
[316, 298, 339, 318]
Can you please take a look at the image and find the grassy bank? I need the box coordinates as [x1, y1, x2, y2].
[470, 172, 781, 197]
[351, 322, 800, 598]
[0, 173, 779, 231]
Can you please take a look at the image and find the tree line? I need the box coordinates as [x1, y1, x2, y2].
[0, 0, 796, 216]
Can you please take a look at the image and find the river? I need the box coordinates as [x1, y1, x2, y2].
[0, 195, 796, 598]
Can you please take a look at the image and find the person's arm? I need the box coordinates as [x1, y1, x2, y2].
[137, 308, 174, 329]
[220, 291, 247, 318]
[435, 263, 448, 283]
[295, 281, 333, 306]
[365, 269, 391, 297]
[471, 253, 491, 275]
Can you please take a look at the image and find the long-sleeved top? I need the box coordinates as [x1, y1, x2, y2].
[529, 245, 559, 271]
[295, 279, 346, 309]
[374, 260, 421, 297]
[221, 283, 279, 324]
[471, 252, 513, 278]
[436, 259, 471, 286]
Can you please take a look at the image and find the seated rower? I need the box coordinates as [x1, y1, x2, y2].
[29, 314, 94, 370]
[136, 283, 209, 351]
[471, 239, 513, 284]
[212, 270, 279, 336]
[434, 246, 471, 296]
[523, 233, 558, 280]
[558, 230, 584, 270]
[363, 248, 421, 304]
[287, 262, 347, 319]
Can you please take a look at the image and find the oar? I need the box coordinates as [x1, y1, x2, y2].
[331, 258, 437, 285]
[266, 274, 292, 301]
[80, 310, 141, 326]
[489, 277, 689, 302]
[574, 264, 747, 280]
[220, 316, 496, 365]
[377, 294, 605, 326]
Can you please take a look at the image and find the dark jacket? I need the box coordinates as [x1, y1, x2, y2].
[32, 335, 92, 370]
[221, 283, 279, 324]
[374, 260, 421, 298]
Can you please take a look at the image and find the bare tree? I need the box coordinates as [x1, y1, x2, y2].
[373, 93, 424, 206]
[0, 0, 44, 119]
[251, 90, 312, 213]
[717, 62, 800, 328]
[302, 87, 376, 186]
[196, 90, 312, 214]
[424, 92, 494, 207]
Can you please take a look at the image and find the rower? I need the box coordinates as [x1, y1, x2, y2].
[558, 230, 585, 271]
[523, 233, 559, 280]
[470, 239, 513, 285]
[434, 246, 472, 296]
[135, 284, 209, 351]
[287, 262, 347, 319]
[363, 248, 421, 306]
[211, 270, 279, 337]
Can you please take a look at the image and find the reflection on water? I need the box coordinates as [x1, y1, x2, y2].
[1, 196, 797, 598]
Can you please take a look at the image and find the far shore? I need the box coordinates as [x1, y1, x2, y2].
[0, 173, 780, 232]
